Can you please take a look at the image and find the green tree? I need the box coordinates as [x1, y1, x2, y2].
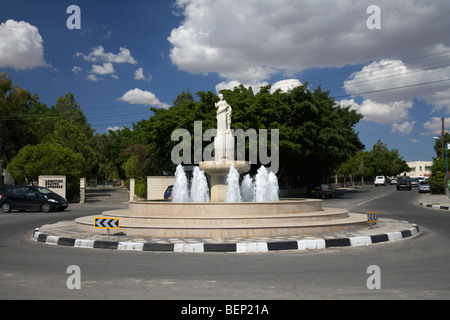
[121, 144, 157, 178]
[106, 127, 136, 179]
[50, 92, 93, 138]
[429, 133, 450, 194]
[129, 83, 364, 184]
[132, 90, 217, 174]
[336, 150, 366, 185]
[173, 89, 195, 107]
[429, 158, 445, 194]
[0, 72, 39, 166]
[46, 120, 98, 178]
[337, 140, 409, 182]
[7, 143, 86, 183]
[93, 132, 119, 182]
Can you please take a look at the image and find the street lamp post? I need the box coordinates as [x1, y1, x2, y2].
[443, 117, 448, 197]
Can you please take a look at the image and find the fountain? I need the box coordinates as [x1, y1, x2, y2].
[241, 174, 255, 202]
[225, 164, 242, 203]
[189, 166, 209, 203]
[172, 164, 190, 202]
[75, 93, 367, 238]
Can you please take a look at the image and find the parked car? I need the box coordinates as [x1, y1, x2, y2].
[396, 176, 412, 190]
[374, 176, 386, 186]
[418, 180, 430, 193]
[164, 185, 173, 200]
[0, 186, 68, 213]
[307, 184, 334, 199]
[390, 177, 398, 185]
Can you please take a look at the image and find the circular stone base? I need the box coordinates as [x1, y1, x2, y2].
[75, 199, 367, 238]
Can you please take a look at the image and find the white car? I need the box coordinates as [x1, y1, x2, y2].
[374, 176, 386, 186]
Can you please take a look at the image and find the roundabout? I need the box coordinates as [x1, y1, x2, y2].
[33, 213, 419, 253]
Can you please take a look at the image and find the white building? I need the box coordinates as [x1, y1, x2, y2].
[402, 161, 432, 177]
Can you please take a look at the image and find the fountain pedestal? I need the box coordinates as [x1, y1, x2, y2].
[199, 160, 250, 202]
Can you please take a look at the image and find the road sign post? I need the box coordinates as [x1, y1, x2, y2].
[367, 211, 378, 229]
[94, 217, 120, 236]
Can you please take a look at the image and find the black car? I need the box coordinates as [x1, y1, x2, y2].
[0, 186, 68, 213]
[307, 184, 334, 199]
[396, 176, 412, 190]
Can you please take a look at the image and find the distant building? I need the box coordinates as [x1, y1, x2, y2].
[401, 161, 432, 177]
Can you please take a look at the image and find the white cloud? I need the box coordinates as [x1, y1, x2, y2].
[76, 45, 137, 64]
[422, 117, 450, 136]
[107, 126, 123, 132]
[270, 79, 302, 93]
[118, 88, 170, 109]
[87, 74, 99, 82]
[215, 78, 301, 94]
[343, 59, 450, 107]
[169, 0, 450, 83]
[0, 19, 48, 70]
[215, 80, 268, 94]
[72, 66, 82, 75]
[391, 121, 415, 134]
[134, 68, 152, 81]
[91, 62, 115, 75]
[339, 98, 413, 124]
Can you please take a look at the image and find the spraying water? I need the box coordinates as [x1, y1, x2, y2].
[267, 171, 279, 201]
[241, 174, 255, 202]
[225, 164, 242, 202]
[173, 163, 278, 203]
[254, 165, 279, 202]
[190, 166, 210, 202]
[172, 164, 190, 202]
[254, 166, 269, 202]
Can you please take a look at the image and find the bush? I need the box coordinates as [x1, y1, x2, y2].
[125, 178, 146, 199]
[135, 180, 146, 198]
[429, 172, 445, 194]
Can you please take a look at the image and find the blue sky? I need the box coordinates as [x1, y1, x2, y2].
[1, 0, 450, 162]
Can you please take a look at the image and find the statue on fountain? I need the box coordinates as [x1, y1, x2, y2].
[215, 93, 232, 134]
[214, 93, 234, 162]
[199, 93, 250, 202]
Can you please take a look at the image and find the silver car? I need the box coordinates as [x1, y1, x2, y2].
[418, 180, 430, 193]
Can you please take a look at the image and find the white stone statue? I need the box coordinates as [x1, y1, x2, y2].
[215, 93, 232, 134]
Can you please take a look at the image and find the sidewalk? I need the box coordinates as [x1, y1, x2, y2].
[418, 193, 450, 211]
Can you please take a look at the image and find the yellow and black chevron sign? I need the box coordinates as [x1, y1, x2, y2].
[94, 217, 120, 229]
[367, 211, 379, 223]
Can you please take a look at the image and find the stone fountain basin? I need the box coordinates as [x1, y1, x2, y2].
[75, 199, 367, 238]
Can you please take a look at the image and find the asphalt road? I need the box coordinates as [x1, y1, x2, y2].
[1, 185, 450, 303]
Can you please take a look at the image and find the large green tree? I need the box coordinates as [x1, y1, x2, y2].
[50, 92, 93, 138]
[429, 133, 450, 194]
[0, 72, 40, 166]
[337, 140, 409, 182]
[130, 84, 364, 184]
[45, 120, 98, 178]
[7, 143, 86, 183]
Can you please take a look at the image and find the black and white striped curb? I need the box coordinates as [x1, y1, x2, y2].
[419, 201, 450, 211]
[32, 225, 420, 253]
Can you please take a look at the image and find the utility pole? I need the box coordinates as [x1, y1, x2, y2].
[442, 117, 445, 160]
[0, 133, 2, 186]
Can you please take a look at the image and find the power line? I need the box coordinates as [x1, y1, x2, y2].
[333, 78, 450, 100]
[2, 50, 450, 129]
